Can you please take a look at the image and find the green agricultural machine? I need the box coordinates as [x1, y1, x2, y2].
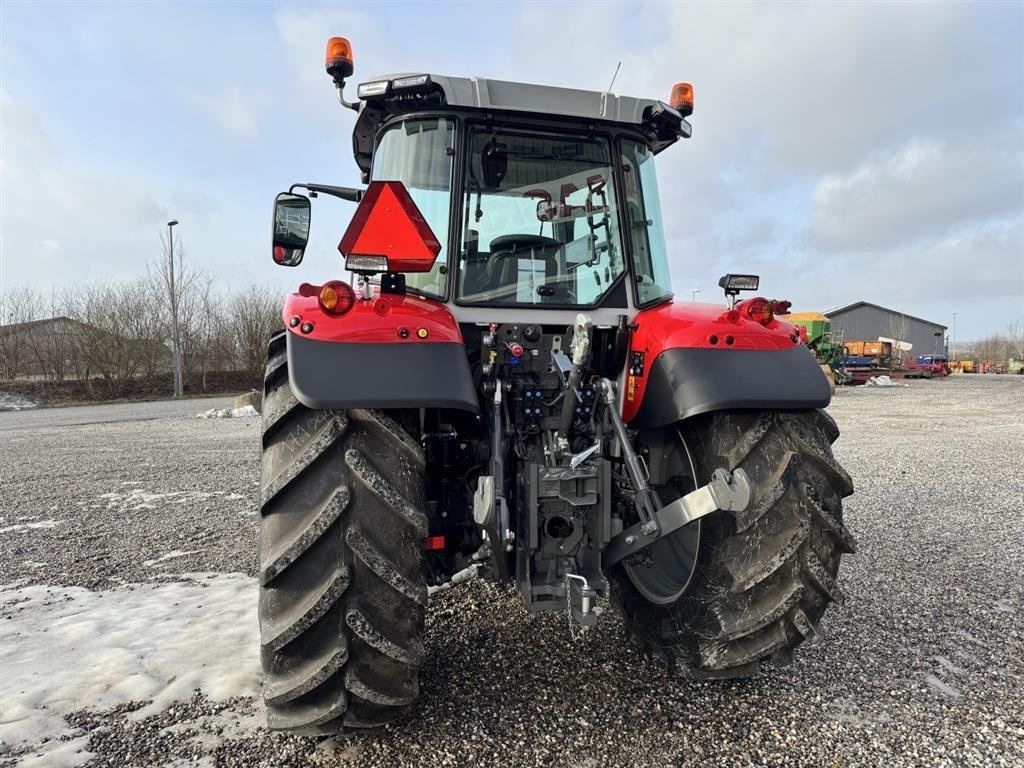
[785, 312, 850, 385]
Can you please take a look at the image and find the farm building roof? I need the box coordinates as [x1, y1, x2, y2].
[825, 301, 947, 331]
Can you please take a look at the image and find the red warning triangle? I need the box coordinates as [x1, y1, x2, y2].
[338, 181, 441, 273]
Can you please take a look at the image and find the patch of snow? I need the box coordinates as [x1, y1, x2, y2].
[224, 493, 245, 501]
[195, 405, 259, 419]
[0, 573, 260, 765]
[0, 391, 38, 411]
[0, 520, 61, 534]
[91, 489, 227, 513]
[921, 672, 962, 698]
[142, 549, 203, 568]
[161, 706, 263, 755]
[196, 407, 230, 419]
[864, 375, 907, 387]
[19, 738, 95, 767]
[163, 758, 216, 768]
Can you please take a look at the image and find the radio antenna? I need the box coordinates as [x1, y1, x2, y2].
[607, 61, 621, 93]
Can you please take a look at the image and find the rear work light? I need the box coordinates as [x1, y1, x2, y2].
[744, 297, 774, 325]
[392, 74, 430, 90]
[719, 273, 759, 293]
[357, 80, 390, 99]
[318, 280, 356, 315]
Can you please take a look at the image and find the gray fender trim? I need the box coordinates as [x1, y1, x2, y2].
[628, 345, 831, 429]
[286, 333, 479, 412]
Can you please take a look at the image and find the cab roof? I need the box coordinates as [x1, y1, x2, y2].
[350, 73, 690, 180]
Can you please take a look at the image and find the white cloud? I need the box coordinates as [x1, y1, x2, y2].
[0, 89, 166, 289]
[811, 134, 1024, 251]
[0, 90, 257, 295]
[184, 85, 260, 141]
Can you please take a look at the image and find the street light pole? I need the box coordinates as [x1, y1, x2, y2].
[691, 289, 700, 303]
[952, 311, 958, 361]
[167, 219, 182, 398]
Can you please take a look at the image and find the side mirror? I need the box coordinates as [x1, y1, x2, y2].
[272, 192, 311, 267]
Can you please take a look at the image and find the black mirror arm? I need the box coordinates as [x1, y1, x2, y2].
[289, 183, 363, 203]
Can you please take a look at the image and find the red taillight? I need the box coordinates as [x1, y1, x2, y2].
[744, 297, 773, 325]
[318, 280, 355, 315]
[424, 535, 445, 551]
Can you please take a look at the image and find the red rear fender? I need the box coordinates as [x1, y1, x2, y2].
[623, 301, 808, 424]
[280, 286, 477, 412]
[282, 286, 463, 344]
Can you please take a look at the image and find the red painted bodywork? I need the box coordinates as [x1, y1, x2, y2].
[622, 300, 804, 422]
[282, 285, 463, 344]
[906, 362, 949, 377]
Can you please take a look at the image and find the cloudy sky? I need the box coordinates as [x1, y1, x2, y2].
[1, 2, 1021, 339]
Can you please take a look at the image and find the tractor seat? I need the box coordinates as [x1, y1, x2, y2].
[484, 235, 573, 303]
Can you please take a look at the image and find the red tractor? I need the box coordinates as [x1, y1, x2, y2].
[261, 37, 855, 734]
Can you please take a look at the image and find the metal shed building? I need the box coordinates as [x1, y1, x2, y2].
[825, 301, 947, 357]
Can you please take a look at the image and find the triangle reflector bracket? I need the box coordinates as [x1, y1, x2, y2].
[338, 181, 441, 273]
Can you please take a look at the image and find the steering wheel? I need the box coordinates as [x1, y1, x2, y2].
[489, 234, 562, 253]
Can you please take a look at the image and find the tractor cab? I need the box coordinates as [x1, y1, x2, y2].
[354, 75, 689, 321]
[274, 51, 693, 326]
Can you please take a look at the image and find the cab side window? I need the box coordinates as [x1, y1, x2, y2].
[621, 140, 672, 306]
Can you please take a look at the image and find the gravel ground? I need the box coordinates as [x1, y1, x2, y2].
[1, 377, 1022, 767]
[0, 396, 251, 590]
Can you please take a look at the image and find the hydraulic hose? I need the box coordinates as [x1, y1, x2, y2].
[557, 362, 583, 440]
[557, 314, 592, 445]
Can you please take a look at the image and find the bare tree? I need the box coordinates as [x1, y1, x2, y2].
[4, 276, 288, 400]
[71, 280, 167, 399]
[24, 291, 87, 386]
[1007, 318, 1024, 361]
[227, 285, 282, 384]
[192, 276, 218, 391]
[0, 287, 40, 380]
[974, 334, 1010, 367]
[149, 233, 201, 396]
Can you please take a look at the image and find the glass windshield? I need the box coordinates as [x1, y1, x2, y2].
[621, 139, 672, 305]
[371, 118, 453, 298]
[457, 129, 625, 306]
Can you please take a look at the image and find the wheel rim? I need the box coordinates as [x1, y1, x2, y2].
[623, 427, 702, 605]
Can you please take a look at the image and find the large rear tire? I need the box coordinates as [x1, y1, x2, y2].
[259, 331, 428, 734]
[610, 410, 855, 677]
